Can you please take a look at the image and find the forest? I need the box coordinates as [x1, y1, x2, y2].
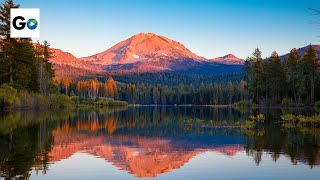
[55, 76, 247, 105]
[111, 72, 242, 87]
[244, 46, 320, 106]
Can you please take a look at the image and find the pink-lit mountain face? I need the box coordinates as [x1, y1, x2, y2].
[49, 48, 103, 78]
[211, 54, 244, 65]
[48, 34, 320, 78]
[47, 33, 247, 77]
[79, 33, 208, 72]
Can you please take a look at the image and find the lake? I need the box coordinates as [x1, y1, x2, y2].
[0, 106, 320, 179]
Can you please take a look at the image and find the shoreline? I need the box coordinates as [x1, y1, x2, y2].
[1, 104, 316, 112]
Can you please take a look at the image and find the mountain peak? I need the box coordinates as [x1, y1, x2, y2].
[133, 32, 157, 37]
[223, 54, 238, 59]
[79, 33, 206, 71]
[211, 54, 244, 65]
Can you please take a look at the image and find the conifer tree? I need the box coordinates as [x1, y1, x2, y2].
[303, 45, 319, 105]
[251, 48, 266, 103]
[285, 48, 306, 104]
[267, 51, 286, 102]
[0, 0, 19, 85]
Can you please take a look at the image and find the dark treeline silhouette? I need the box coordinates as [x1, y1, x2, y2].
[112, 72, 242, 87]
[244, 46, 320, 106]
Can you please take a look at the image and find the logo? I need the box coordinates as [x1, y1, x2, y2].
[10, 8, 40, 38]
[27, 19, 38, 30]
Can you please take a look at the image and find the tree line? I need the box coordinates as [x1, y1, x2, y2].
[244, 46, 320, 106]
[112, 72, 243, 87]
[55, 76, 247, 105]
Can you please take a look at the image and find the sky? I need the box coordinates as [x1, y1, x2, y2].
[15, 0, 320, 59]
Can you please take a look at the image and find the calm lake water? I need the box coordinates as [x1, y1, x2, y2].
[0, 106, 320, 179]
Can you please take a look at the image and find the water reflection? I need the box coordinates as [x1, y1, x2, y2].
[0, 107, 319, 179]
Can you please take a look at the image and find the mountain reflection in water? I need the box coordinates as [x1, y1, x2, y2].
[0, 106, 319, 179]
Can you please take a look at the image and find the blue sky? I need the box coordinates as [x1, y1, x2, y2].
[16, 0, 320, 59]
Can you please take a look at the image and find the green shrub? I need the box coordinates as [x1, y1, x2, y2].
[34, 94, 50, 109]
[280, 114, 297, 121]
[249, 114, 266, 122]
[71, 96, 80, 104]
[17, 90, 33, 108]
[241, 121, 255, 129]
[93, 97, 128, 107]
[17, 91, 50, 109]
[184, 119, 193, 124]
[279, 114, 320, 128]
[297, 115, 320, 127]
[281, 98, 289, 107]
[233, 100, 249, 107]
[0, 84, 21, 109]
[50, 94, 73, 108]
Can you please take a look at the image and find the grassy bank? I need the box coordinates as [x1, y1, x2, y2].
[0, 84, 127, 111]
[280, 114, 320, 128]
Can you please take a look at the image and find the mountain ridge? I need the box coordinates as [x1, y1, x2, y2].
[46, 33, 320, 78]
[79, 33, 209, 72]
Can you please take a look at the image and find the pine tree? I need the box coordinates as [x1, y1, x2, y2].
[303, 45, 319, 105]
[199, 83, 206, 105]
[12, 39, 39, 91]
[152, 86, 160, 104]
[252, 48, 266, 104]
[239, 80, 246, 100]
[244, 57, 253, 101]
[227, 81, 234, 105]
[267, 51, 286, 103]
[188, 84, 195, 104]
[0, 0, 19, 84]
[177, 83, 185, 104]
[34, 41, 54, 94]
[285, 48, 305, 104]
[213, 82, 219, 105]
[42, 41, 54, 94]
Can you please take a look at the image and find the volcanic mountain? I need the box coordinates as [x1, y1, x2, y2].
[211, 54, 244, 65]
[48, 33, 245, 77]
[48, 34, 320, 78]
[79, 33, 210, 72]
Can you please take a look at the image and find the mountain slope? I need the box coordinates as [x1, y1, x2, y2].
[280, 45, 320, 59]
[80, 33, 206, 64]
[80, 33, 210, 72]
[211, 54, 244, 65]
[49, 33, 249, 78]
[50, 48, 103, 77]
